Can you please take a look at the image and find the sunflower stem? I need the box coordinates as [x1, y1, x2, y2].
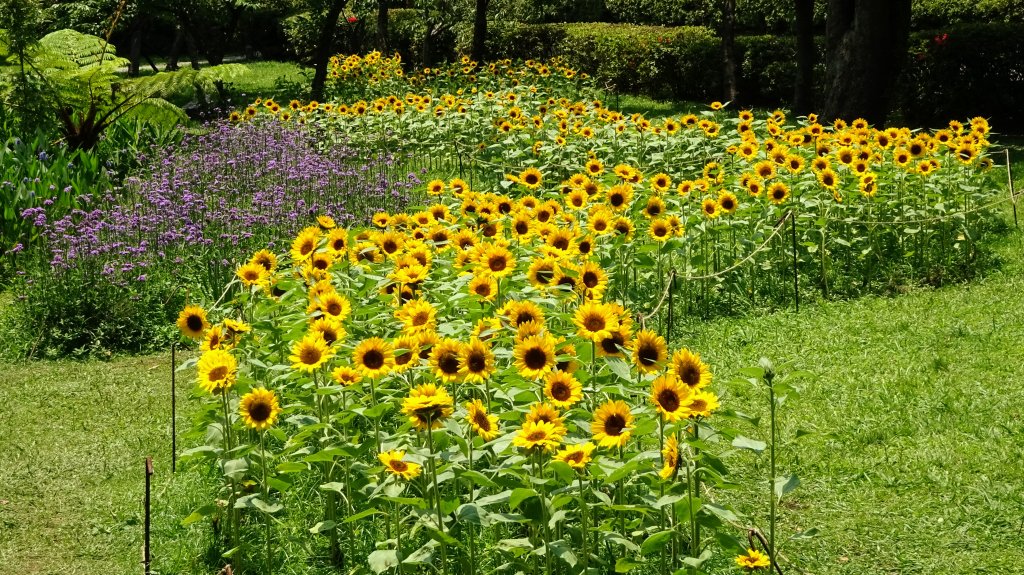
[577, 473, 589, 572]
[260, 431, 272, 575]
[768, 379, 778, 568]
[426, 419, 448, 575]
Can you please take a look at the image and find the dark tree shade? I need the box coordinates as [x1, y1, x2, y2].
[721, 0, 738, 102]
[823, 0, 912, 125]
[377, 0, 389, 53]
[310, 0, 346, 101]
[793, 0, 815, 115]
[472, 0, 490, 63]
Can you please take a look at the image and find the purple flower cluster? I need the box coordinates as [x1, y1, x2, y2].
[30, 120, 419, 294]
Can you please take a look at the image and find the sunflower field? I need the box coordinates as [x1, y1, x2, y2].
[173, 53, 1005, 574]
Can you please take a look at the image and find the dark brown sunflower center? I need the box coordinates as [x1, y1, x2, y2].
[614, 222, 630, 235]
[186, 315, 204, 332]
[208, 366, 228, 382]
[515, 312, 535, 326]
[331, 239, 345, 251]
[515, 221, 529, 234]
[321, 328, 338, 345]
[584, 315, 606, 332]
[557, 276, 576, 288]
[526, 429, 548, 441]
[638, 344, 659, 365]
[604, 414, 626, 436]
[552, 237, 569, 250]
[467, 352, 487, 373]
[391, 460, 408, 472]
[412, 311, 430, 326]
[679, 364, 700, 386]
[474, 283, 492, 296]
[488, 255, 507, 272]
[524, 347, 548, 370]
[248, 400, 271, 422]
[657, 389, 680, 412]
[601, 334, 624, 354]
[610, 193, 625, 207]
[647, 203, 662, 216]
[395, 351, 413, 366]
[566, 451, 584, 463]
[301, 346, 323, 365]
[300, 241, 314, 256]
[382, 240, 399, 253]
[594, 220, 608, 231]
[524, 174, 539, 185]
[551, 381, 571, 401]
[689, 399, 707, 412]
[363, 350, 385, 370]
[537, 211, 551, 223]
[244, 269, 262, 280]
[326, 302, 342, 316]
[578, 241, 592, 255]
[721, 198, 735, 210]
[438, 352, 460, 375]
[313, 258, 329, 270]
[473, 411, 491, 430]
[536, 268, 554, 284]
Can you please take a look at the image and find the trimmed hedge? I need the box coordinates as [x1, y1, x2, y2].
[388, 18, 1023, 131]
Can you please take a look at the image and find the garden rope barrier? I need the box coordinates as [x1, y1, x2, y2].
[639, 210, 794, 324]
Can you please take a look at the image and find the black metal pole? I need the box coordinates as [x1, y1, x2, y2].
[1007, 149, 1018, 228]
[790, 211, 800, 312]
[171, 343, 177, 473]
[144, 456, 153, 575]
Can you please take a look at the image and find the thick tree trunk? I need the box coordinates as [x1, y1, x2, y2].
[377, 0, 389, 53]
[128, 15, 144, 77]
[471, 0, 489, 62]
[793, 0, 815, 115]
[720, 0, 738, 102]
[166, 26, 183, 71]
[310, 0, 345, 101]
[823, 0, 912, 125]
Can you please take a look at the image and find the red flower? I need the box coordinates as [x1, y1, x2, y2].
[347, 15, 358, 23]
[934, 33, 949, 46]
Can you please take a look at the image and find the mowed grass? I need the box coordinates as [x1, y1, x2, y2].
[0, 351, 208, 575]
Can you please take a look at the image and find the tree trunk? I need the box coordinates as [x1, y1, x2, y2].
[472, 0, 489, 62]
[166, 26, 183, 71]
[793, 0, 815, 115]
[377, 0, 389, 53]
[310, 0, 345, 101]
[128, 15, 144, 77]
[823, 0, 912, 125]
[720, 0, 738, 102]
[421, 4, 432, 68]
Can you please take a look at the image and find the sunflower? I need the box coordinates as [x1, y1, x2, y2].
[527, 257, 559, 289]
[650, 173, 672, 194]
[318, 292, 352, 321]
[465, 399, 500, 440]
[316, 215, 336, 230]
[513, 334, 557, 379]
[717, 190, 739, 214]
[502, 300, 546, 328]
[197, 349, 237, 394]
[426, 179, 446, 195]
[573, 301, 619, 342]
[325, 228, 348, 256]
[372, 212, 391, 228]
[331, 365, 362, 386]
[429, 338, 463, 383]
[290, 226, 321, 262]
[353, 337, 396, 379]
[557, 339, 581, 372]
[395, 299, 437, 335]
[177, 305, 210, 339]
[701, 197, 720, 219]
[379, 450, 422, 480]
[659, 434, 680, 480]
[735, 549, 771, 571]
[200, 324, 228, 352]
[817, 168, 839, 190]
[592, 400, 633, 448]
[459, 338, 495, 383]
[309, 317, 346, 346]
[687, 390, 720, 418]
[651, 375, 692, 422]
[518, 167, 543, 190]
[553, 442, 596, 469]
[606, 184, 634, 211]
[511, 420, 560, 451]
[767, 182, 790, 205]
[579, 261, 608, 300]
[477, 243, 516, 278]
[597, 325, 631, 358]
[290, 333, 333, 372]
[585, 158, 604, 176]
[239, 387, 282, 430]
[460, 272, 494, 300]
[402, 383, 454, 429]
[671, 348, 712, 390]
[544, 371, 583, 409]
[249, 249, 278, 272]
[545, 228, 577, 256]
[632, 330, 668, 373]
